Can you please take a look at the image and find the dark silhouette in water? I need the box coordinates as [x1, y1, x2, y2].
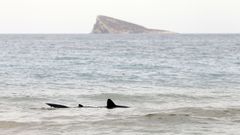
[46, 99, 129, 109]
[46, 103, 69, 108]
[106, 99, 129, 109]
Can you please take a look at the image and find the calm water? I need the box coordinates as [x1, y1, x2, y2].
[0, 34, 240, 135]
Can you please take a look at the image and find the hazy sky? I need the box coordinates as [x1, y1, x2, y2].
[0, 0, 239, 33]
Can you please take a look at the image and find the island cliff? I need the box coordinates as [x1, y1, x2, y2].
[91, 15, 174, 34]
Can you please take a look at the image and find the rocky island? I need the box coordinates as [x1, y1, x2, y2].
[91, 15, 174, 34]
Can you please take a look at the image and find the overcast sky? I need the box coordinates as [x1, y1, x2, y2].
[0, 0, 239, 33]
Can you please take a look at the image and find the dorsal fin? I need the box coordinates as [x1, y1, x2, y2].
[107, 99, 117, 109]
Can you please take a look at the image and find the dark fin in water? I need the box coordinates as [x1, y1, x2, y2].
[78, 104, 83, 107]
[107, 99, 116, 108]
[46, 103, 69, 108]
[106, 99, 129, 109]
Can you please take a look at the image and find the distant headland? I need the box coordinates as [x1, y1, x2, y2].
[91, 15, 175, 34]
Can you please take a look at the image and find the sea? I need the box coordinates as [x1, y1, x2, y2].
[0, 34, 240, 135]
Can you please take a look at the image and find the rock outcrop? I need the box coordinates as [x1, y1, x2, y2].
[91, 15, 174, 34]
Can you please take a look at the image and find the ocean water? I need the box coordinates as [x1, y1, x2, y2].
[0, 34, 240, 135]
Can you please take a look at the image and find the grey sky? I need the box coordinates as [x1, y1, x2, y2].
[0, 0, 239, 33]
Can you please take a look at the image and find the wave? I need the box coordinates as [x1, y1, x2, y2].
[143, 107, 240, 123]
[0, 121, 31, 129]
[54, 56, 80, 61]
